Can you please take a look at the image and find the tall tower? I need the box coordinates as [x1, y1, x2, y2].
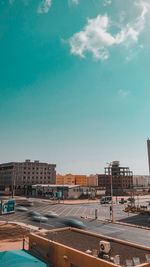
[147, 139, 150, 175]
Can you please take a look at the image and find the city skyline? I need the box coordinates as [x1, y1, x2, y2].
[1, 0, 150, 175]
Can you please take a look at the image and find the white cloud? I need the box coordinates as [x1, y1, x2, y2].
[69, 15, 115, 60]
[118, 89, 130, 98]
[37, 0, 52, 14]
[69, 0, 150, 60]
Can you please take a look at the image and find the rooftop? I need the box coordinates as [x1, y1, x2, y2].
[32, 184, 80, 188]
[40, 228, 150, 266]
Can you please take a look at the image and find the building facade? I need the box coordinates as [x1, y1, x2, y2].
[75, 175, 87, 186]
[56, 174, 76, 185]
[0, 160, 56, 195]
[133, 175, 149, 187]
[32, 184, 82, 199]
[87, 175, 98, 186]
[56, 174, 98, 187]
[97, 161, 133, 195]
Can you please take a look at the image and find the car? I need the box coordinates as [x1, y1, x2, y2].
[31, 215, 48, 223]
[61, 218, 86, 229]
[16, 201, 33, 207]
[15, 206, 28, 212]
[44, 212, 58, 218]
[27, 210, 41, 217]
[100, 196, 112, 204]
[119, 198, 127, 204]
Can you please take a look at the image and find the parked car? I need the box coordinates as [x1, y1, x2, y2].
[100, 196, 112, 204]
[119, 198, 127, 204]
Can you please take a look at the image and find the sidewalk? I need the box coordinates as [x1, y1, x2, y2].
[59, 199, 99, 205]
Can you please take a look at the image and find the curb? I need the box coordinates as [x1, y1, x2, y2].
[81, 216, 150, 230]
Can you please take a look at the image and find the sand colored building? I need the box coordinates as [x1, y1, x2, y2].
[0, 160, 56, 195]
[56, 174, 97, 187]
[56, 174, 76, 185]
[87, 175, 98, 186]
[75, 175, 87, 186]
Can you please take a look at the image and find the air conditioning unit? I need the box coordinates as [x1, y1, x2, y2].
[99, 240, 111, 254]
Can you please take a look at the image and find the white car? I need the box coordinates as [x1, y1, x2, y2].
[32, 216, 48, 223]
[15, 206, 28, 212]
[44, 212, 58, 218]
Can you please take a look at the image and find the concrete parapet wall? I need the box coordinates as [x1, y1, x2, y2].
[29, 233, 118, 267]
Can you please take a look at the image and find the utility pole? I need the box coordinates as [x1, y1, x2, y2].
[110, 174, 115, 223]
[106, 162, 115, 223]
[11, 175, 15, 198]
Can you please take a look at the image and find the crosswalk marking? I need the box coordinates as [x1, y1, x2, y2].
[0, 202, 130, 225]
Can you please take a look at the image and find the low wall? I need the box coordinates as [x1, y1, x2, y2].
[29, 233, 118, 267]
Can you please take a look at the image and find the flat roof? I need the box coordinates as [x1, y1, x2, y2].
[40, 228, 150, 266]
[32, 184, 80, 188]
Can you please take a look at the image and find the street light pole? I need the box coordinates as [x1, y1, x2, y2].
[110, 173, 115, 223]
[107, 162, 115, 223]
[11, 174, 15, 199]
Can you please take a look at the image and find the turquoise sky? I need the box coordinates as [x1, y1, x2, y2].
[0, 0, 150, 174]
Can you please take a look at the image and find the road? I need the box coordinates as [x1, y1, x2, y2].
[0, 200, 149, 247]
[1, 201, 136, 222]
[85, 220, 150, 247]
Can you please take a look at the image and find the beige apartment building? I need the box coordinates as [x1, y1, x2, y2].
[0, 159, 56, 195]
[56, 174, 75, 185]
[87, 174, 98, 186]
[133, 175, 150, 187]
[75, 175, 87, 186]
[56, 174, 97, 187]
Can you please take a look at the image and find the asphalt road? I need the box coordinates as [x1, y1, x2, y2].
[1, 201, 137, 222]
[0, 201, 150, 247]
